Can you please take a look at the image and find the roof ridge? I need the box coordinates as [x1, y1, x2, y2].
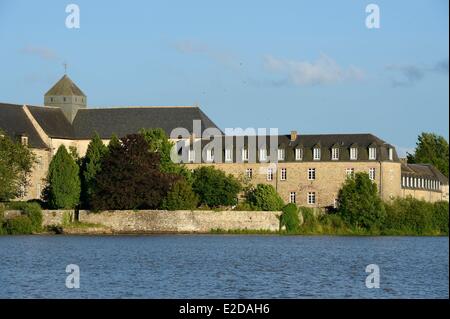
[82, 106, 196, 110]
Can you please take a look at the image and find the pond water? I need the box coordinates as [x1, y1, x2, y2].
[0, 235, 447, 298]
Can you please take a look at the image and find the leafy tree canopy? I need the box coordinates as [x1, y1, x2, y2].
[0, 131, 35, 201]
[337, 172, 386, 229]
[407, 132, 449, 177]
[43, 145, 81, 209]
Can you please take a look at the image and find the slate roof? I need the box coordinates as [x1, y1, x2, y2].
[0, 103, 47, 149]
[27, 105, 74, 139]
[44, 75, 86, 97]
[402, 163, 449, 184]
[71, 106, 222, 139]
[180, 133, 399, 162]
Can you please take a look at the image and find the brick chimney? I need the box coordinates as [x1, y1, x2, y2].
[290, 130, 298, 142]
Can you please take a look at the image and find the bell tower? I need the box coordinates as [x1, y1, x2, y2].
[44, 74, 87, 123]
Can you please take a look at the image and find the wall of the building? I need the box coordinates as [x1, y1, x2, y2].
[185, 161, 401, 207]
[401, 189, 446, 203]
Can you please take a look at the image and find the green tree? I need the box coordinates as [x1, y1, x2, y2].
[192, 166, 242, 208]
[43, 145, 81, 209]
[246, 184, 284, 211]
[80, 133, 108, 208]
[407, 132, 449, 177]
[0, 131, 35, 201]
[91, 134, 177, 210]
[161, 179, 199, 210]
[280, 203, 300, 233]
[337, 172, 386, 229]
[140, 128, 191, 181]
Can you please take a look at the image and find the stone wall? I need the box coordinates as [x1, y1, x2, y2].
[77, 210, 281, 233]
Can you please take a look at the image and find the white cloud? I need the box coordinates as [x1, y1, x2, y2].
[173, 40, 238, 68]
[263, 54, 364, 86]
[386, 59, 449, 87]
[21, 46, 59, 61]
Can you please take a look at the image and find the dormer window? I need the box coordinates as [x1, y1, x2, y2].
[63, 97, 66, 102]
[225, 148, 232, 162]
[295, 148, 303, 161]
[188, 149, 195, 162]
[206, 149, 214, 162]
[277, 148, 285, 161]
[388, 148, 394, 161]
[242, 148, 249, 161]
[313, 147, 321, 161]
[259, 148, 267, 162]
[350, 147, 358, 160]
[369, 147, 377, 160]
[331, 147, 339, 160]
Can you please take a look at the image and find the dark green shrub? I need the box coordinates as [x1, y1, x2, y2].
[337, 172, 386, 230]
[192, 166, 242, 208]
[161, 179, 199, 210]
[432, 201, 449, 234]
[245, 184, 284, 211]
[43, 145, 81, 209]
[0, 204, 5, 235]
[384, 197, 435, 235]
[280, 204, 300, 233]
[6, 216, 33, 235]
[4, 202, 42, 232]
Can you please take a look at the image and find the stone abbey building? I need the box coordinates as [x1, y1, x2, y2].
[1, 75, 448, 206]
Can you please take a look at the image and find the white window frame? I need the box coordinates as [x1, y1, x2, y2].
[206, 149, 214, 162]
[346, 168, 355, 178]
[242, 148, 249, 161]
[280, 168, 287, 181]
[369, 147, 377, 160]
[295, 148, 303, 161]
[308, 168, 316, 180]
[307, 192, 316, 205]
[225, 148, 232, 162]
[369, 168, 376, 181]
[350, 147, 358, 160]
[313, 147, 321, 161]
[245, 168, 253, 179]
[266, 168, 273, 181]
[188, 149, 195, 162]
[331, 147, 339, 160]
[290, 192, 296, 204]
[278, 148, 285, 161]
[259, 148, 267, 162]
[388, 148, 394, 161]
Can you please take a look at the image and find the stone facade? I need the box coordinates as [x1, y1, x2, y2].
[185, 161, 403, 208]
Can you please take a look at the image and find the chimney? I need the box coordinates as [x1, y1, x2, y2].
[290, 130, 298, 142]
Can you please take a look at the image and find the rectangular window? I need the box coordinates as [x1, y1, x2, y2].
[346, 168, 355, 178]
[246, 168, 253, 179]
[308, 192, 316, 205]
[402, 176, 406, 187]
[225, 149, 232, 162]
[350, 147, 358, 160]
[369, 168, 376, 181]
[188, 149, 195, 162]
[280, 168, 287, 181]
[332, 148, 339, 160]
[389, 148, 394, 161]
[308, 168, 316, 180]
[259, 148, 267, 162]
[278, 148, 285, 161]
[206, 149, 214, 162]
[369, 147, 377, 160]
[21, 136, 28, 146]
[242, 148, 249, 161]
[295, 148, 303, 160]
[313, 148, 321, 160]
[290, 192, 296, 204]
[267, 168, 273, 181]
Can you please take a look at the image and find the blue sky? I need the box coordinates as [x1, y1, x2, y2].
[0, 0, 448, 155]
